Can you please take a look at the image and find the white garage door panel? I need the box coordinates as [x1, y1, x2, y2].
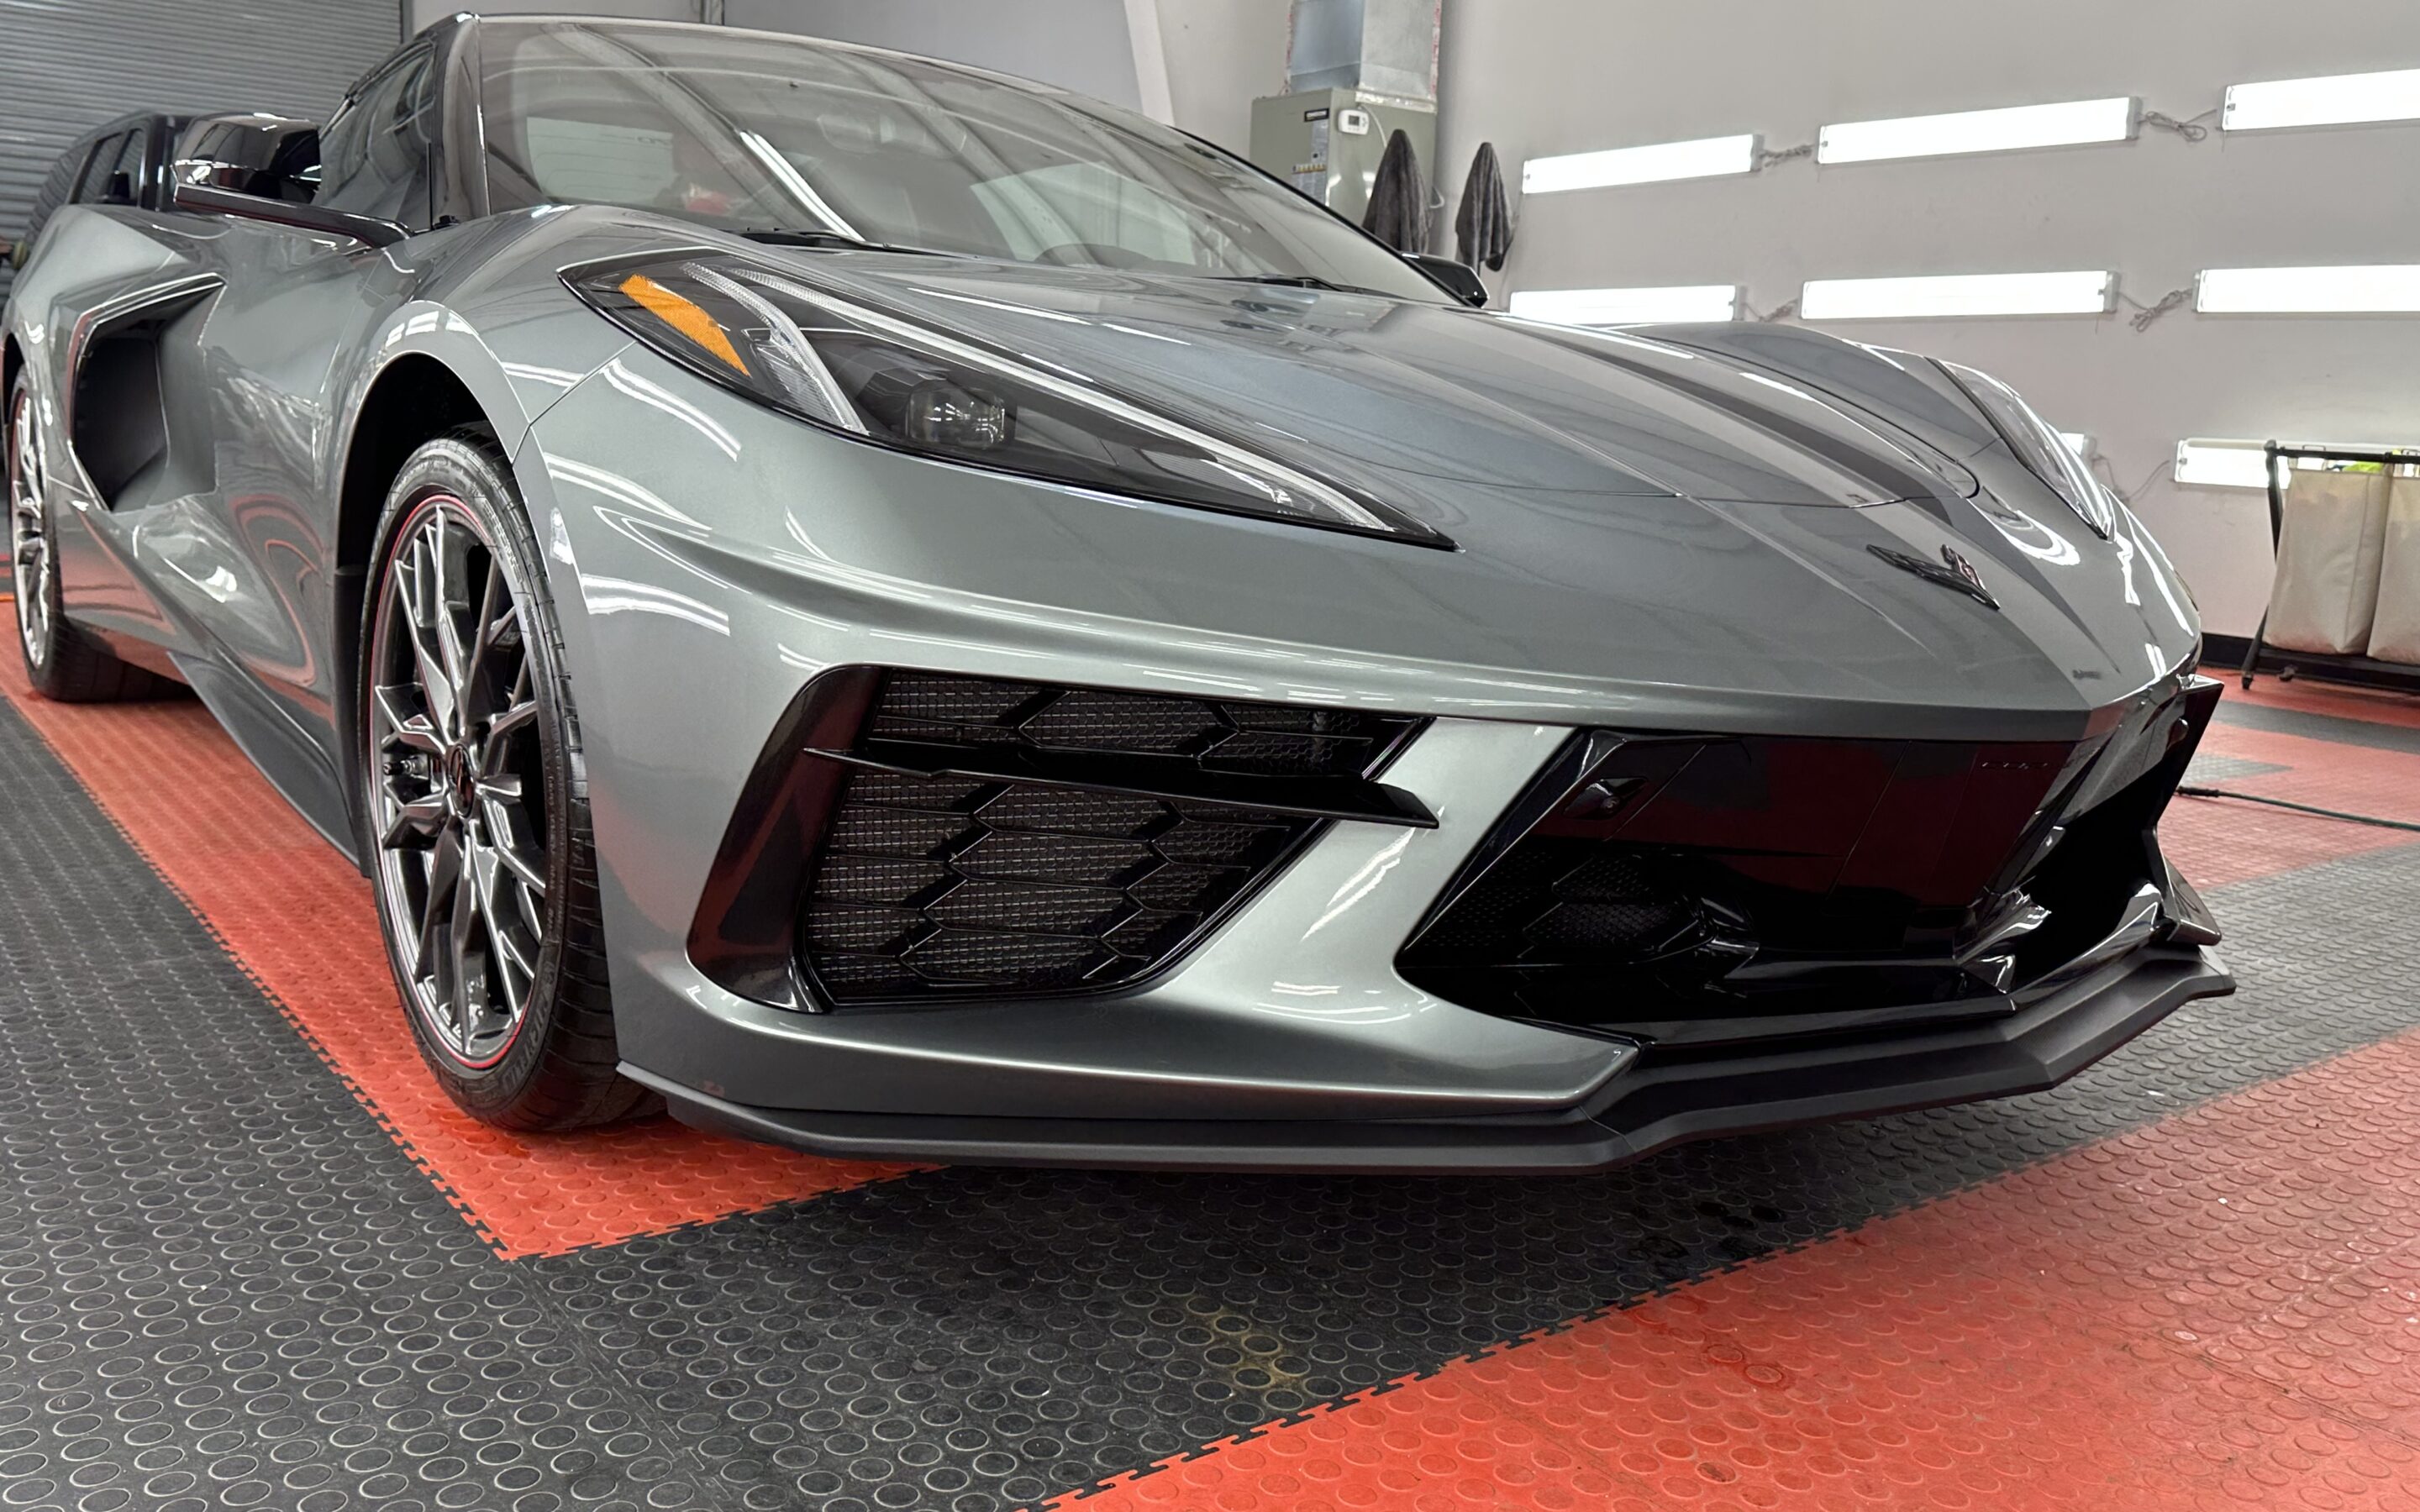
[0, 0, 399, 297]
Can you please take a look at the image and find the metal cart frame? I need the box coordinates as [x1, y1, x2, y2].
[2237, 441, 2420, 692]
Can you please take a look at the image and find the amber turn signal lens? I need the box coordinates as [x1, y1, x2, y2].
[618, 272, 750, 375]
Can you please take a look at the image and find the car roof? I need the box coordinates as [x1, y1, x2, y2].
[427, 11, 1071, 99]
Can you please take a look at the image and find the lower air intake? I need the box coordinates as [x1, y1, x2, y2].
[1399, 676, 2217, 1050]
[792, 672, 1426, 1005]
[805, 771, 1308, 1000]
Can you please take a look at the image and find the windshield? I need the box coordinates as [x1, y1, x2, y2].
[477, 19, 1445, 301]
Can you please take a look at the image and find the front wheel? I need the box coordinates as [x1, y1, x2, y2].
[360, 431, 649, 1130]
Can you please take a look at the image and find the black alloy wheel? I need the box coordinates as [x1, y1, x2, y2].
[7, 375, 166, 701]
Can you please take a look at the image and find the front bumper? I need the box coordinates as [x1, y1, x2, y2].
[625, 942, 2231, 1173]
[519, 341, 2226, 1169]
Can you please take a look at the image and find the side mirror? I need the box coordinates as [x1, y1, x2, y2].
[171, 112, 404, 248]
[1406, 254, 1488, 308]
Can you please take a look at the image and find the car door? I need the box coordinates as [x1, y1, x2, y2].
[160, 55, 439, 837]
[35, 71, 434, 846]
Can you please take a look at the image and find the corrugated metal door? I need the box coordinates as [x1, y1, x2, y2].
[1, 0, 402, 299]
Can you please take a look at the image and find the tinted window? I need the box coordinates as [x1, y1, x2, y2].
[173, 117, 322, 204]
[86, 131, 145, 207]
[478, 20, 1442, 301]
[69, 134, 129, 203]
[316, 48, 436, 227]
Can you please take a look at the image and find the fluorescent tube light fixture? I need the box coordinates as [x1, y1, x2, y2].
[1800, 270, 2115, 321]
[1818, 97, 2137, 165]
[2223, 66, 2420, 133]
[2173, 439, 2280, 491]
[2196, 265, 2420, 313]
[2175, 438, 2408, 489]
[1507, 285, 1742, 326]
[1522, 134, 1759, 194]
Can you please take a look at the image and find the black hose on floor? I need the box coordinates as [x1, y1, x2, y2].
[2177, 785, 2420, 834]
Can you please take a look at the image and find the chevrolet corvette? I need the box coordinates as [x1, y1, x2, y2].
[2, 13, 2230, 1169]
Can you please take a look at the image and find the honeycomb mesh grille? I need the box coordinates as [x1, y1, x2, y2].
[802, 674, 1419, 1004]
[866, 672, 1414, 778]
[804, 770, 1308, 1001]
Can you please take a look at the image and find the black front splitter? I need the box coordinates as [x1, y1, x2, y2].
[624, 945, 2233, 1175]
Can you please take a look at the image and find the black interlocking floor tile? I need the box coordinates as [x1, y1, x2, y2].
[0, 698, 723, 1512]
[2183, 752, 2291, 782]
[520, 845, 2420, 1510]
[1, 688, 2417, 1511]
[2213, 694, 2420, 755]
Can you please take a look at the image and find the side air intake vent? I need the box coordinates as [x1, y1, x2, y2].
[687, 669, 1428, 1011]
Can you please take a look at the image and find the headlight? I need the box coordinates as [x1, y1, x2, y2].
[566, 255, 1447, 547]
[1937, 360, 2114, 539]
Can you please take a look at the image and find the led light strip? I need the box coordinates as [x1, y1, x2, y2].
[1506, 285, 1742, 326]
[1526, 67, 2420, 200]
[1818, 97, 2138, 165]
[2173, 440, 2281, 490]
[2196, 265, 2420, 314]
[2175, 438, 2412, 490]
[1521, 134, 1759, 194]
[1800, 270, 2115, 321]
[2223, 66, 2420, 133]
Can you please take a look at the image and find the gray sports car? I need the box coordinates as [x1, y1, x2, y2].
[4, 13, 2230, 1169]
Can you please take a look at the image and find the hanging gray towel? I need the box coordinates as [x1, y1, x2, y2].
[1361, 129, 1429, 254]
[1455, 142, 1512, 270]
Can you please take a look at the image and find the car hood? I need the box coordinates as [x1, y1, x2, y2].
[773, 255, 1979, 520]
[586, 245, 2198, 714]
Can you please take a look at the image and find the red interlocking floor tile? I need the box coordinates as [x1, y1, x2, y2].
[0, 654, 909, 1257]
[1061, 1028, 2420, 1512]
[2, 639, 2408, 1281]
[2164, 720, 2420, 889]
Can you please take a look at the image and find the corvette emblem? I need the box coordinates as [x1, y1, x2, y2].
[1868, 543, 2001, 611]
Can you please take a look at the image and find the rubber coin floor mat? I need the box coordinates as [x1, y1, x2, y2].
[0, 684, 2417, 1511]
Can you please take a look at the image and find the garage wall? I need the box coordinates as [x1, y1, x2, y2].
[0, 0, 402, 300]
[1155, 0, 1292, 151]
[1432, 0, 2420, 637]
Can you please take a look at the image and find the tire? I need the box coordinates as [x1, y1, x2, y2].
[360, 429, 650, 1131]
[7, 375, 171, 701]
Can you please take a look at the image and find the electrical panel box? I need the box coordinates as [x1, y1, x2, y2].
[1248, 87, 1436, 226]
